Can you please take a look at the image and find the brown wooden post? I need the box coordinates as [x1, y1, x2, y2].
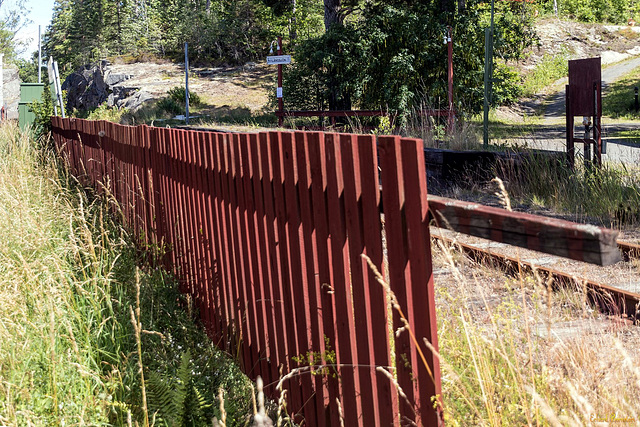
[566, 84, 574, 168]
[595, 81, 602, 167]
[277, 37, 284, 127]
[447, 26, 454, 133]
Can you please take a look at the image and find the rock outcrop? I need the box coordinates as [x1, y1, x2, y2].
[4, 65, 20, 119]
[62, 61, 153, 113]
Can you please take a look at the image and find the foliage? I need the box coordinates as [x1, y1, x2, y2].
[157, 97, 183, 116]
[167, 86, 202, 107]
[501, 153, 640, 227]
[521, 51, 570, 97]
[28, 85, 54, 138]
[560, 0, 632, 23]
[602, 65, 640, 119]
[73, 102, 130, 123]
[43, 0, 296, 73]
[0, 0, 30, 62]
[283, 1, 536, 120]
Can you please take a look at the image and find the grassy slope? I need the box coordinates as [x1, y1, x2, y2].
[0, 124, 255, 426]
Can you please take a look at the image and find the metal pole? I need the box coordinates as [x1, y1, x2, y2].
[48, 58, 57, 116]
[184, 42, 189, 125]
[277, 36, 283, 127]
[483, 28, 491, 148]
[447, 26, 454, 133]
[483, 0, 495, 149]
[53, 60, 65, 118]
[0, 54, 4, 119]
[38, 25, 42, 83]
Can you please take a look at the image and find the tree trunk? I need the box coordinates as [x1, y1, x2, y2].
[289, 0, 297, 42]
[324, 0, 341, 31]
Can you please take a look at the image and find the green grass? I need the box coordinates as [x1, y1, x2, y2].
[603, 65, 640, 119]
[0, 124, 256, 425]
[521, 51, 570, 98]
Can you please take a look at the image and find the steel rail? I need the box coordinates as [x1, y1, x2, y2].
[432, 232, 640, 321]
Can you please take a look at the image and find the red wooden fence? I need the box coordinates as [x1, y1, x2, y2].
[51, 117, 443, 426]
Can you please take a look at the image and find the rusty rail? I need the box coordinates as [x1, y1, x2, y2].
[432, 232, 640, 321]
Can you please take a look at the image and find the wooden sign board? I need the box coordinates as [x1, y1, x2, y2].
[266, 55, 291, 65]
[568, 57, 602, 116]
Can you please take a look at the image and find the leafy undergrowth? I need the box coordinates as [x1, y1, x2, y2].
[0, 123, 258, 425]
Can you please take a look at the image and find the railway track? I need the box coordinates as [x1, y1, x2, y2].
[432, 231, 640, 322]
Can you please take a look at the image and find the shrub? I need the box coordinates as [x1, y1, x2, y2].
[167, 86, 201, 107]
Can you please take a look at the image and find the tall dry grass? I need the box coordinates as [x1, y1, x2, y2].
[432, 183, 640, 425]
[0, 123, 256, 425]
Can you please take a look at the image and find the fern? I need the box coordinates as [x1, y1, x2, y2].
[146, 350, 211, 426]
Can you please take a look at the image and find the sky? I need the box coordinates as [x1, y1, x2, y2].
[11, 0, 55, 59]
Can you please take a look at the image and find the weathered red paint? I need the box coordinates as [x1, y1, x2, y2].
[51, 118, 443, 426]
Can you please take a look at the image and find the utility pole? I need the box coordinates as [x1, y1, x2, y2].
[185, 42, 189, 125]
[38, 25, 42, 83]
[483, 0, 495, 148]
[446, 26, 454, 132]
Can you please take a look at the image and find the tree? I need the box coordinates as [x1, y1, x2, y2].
[0, 0, 30, 61]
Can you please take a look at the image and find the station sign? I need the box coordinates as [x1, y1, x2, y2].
[267, 55, 291, 65]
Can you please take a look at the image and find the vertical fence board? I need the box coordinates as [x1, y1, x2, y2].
[228, 133, 258, 374]
[203, 132, 229, 343]
[249, 133, 281, 387]
[338, 134, 380, 427]
[306, 132, 341, 427]
[357, 135, 399, 426]
[324, 133, 361, 426]
[238, 133, 271, 380]
[399, 137, 442, 425]
[188, 131, 209, 317]
[258, 132, 291, 391]
[379, 135, 443, 426]
[293, 131, 327, 427]
[281, 132, 317, 424]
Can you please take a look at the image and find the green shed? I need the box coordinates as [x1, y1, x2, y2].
[18, 83, 44, 130]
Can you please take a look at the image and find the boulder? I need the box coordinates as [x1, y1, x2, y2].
[62, 62, 138, 113]
[118, 90, 154, 112]
[62, 63, 109, 112]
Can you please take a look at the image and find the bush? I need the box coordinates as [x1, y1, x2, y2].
[85, 103, 129, 122]
[157, 97, 183, 115]
[167, 86, 201, 107]
[29, 87, 54, 138]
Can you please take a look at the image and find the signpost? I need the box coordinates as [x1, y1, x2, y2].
[267, 37, 286, 127]
[266, 55, 291, 65]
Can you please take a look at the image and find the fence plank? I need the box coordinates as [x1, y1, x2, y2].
[379, 136, 443, 426]
[293, 131, 327, 427]
[306, 132, 341, 427]
[267, 131, 303, 413]
[339, 133, 385, 426]
[238, 133, 271, 380]
[281, 131, 317, 424]
[324, 133, 361, 426]
[249, 133, 281, 387]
